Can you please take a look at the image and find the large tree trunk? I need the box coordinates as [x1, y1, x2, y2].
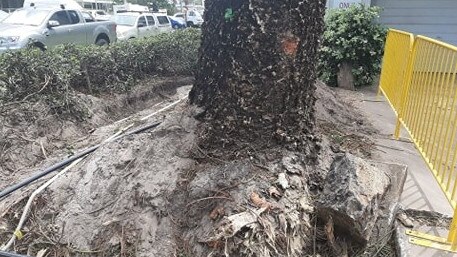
[190, 0, 326, 158]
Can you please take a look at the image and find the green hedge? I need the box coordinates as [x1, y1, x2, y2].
[0, 29, 201, 116]
[318, 5, 387, 88]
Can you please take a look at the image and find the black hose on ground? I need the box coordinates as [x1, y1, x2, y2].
[0, 122, 161, 200]
[0, 251, 31, 257]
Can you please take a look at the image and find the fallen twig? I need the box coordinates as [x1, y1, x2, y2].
[186, 196, 232, 207]
[374, 143, 405, 152]
[196, 145, 228, 164]
[120, 225, 125, 257]
[86, 199, 118, 214]
[362, 99, 384, 103]
[40, 140, 47, 159]
[313, 217, 317, 256]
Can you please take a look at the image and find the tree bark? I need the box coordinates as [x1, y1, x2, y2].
[190, 0, 326, 157]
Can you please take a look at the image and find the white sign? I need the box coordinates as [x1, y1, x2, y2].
[328, 0, 371, 9]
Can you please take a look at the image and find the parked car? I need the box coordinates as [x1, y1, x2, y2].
[0, 7, 117, 52]
[174, 9, 203, 27]
[168, 16, 185, 29]
[0, 10, 8, 21]
[111, 12, 171, 41]
[87, 10, 111, 21]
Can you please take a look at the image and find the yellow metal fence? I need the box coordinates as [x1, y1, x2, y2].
[379, 29, 457, 252]
[378, 29, 414, 115]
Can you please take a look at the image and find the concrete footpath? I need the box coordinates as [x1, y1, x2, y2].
[353, 88, 455, 257]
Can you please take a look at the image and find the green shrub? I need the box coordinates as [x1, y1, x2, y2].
[318, 5, 387, 87]
[0, 29, 201, 116]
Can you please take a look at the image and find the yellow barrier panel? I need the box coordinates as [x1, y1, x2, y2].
[378, 29, 414, 116]
[385, 34, 457, 252]
[400, 36, 457, 209]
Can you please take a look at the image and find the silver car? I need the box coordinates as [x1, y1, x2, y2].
[112, 12, 171, 41]
[0, 7, 117, 52]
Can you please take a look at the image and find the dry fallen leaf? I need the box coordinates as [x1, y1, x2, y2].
[36, 249, 48, 257]
[276, 173, 289, 190]
[209, 206, 225, 220]
[268, 186, 282, 198]
[397, 212, 414, 228]
[325, 216, 337, 251]
[250, 192, 271, 209]
[206, 240, 222, 249]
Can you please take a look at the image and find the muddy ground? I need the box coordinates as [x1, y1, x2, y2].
[0, 80, 378, 257]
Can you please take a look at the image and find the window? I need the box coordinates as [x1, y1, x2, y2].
[96, 11, 105, 15]
[82, 12, 95, 22]
[189, 11, 195, 17]
[4, 0, 22, 8]
[176, 14, 183, 18]
[156, 16, 169, 25]
[146, 15, 155, 26]
[68, 11, 80, 24]
[111, 14, 137, 26]
[49, 10, 70, 25]
[138, 16, 146, 26]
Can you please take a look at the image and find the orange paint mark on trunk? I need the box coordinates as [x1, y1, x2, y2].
[282, 36, 299, 56]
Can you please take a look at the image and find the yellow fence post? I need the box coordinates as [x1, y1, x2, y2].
[378, 29, 414, 138]
[394, 36, 416, 139]
[449, 211, 457, 251]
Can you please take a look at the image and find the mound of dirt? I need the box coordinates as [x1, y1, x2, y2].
[46, 103, 198, 256]
[1, 94, 199, 256]
[0, 76, 193, 189]
[0, 80, 378, 257]
[315, 81, 376, 158]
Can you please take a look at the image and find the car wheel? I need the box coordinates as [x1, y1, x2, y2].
[95, 38, 109, 46]
[173, 24, 179, 29]
[187, 21, 194, 27]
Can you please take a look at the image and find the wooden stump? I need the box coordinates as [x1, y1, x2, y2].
[337, 62, 355, 90]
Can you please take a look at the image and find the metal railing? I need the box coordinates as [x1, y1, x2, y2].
[379, 29, 457, 252]
[378, 29, 414, 117]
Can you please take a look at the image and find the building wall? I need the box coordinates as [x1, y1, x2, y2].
[372, 0, 457, 45]
[327, 0, 371, 9]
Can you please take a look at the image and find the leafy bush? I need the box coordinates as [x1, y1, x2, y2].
[0, 29, 201, 116]
[318, 5, 387, 87]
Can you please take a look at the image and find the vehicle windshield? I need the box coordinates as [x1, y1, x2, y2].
[111, 15, 137, 26]
[1, 9, 50, 26]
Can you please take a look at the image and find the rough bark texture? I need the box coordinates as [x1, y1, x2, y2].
[317, 154, 393, 246]
[189, 0, 326, 156]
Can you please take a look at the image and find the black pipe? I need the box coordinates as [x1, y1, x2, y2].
[0, 122, 161, 200]
[0, 251, 32, 257]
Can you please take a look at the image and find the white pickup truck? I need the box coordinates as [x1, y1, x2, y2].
[0, 7, 117, 52]
[111, 12, 171, 41]
[174, 9, 203, 27]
